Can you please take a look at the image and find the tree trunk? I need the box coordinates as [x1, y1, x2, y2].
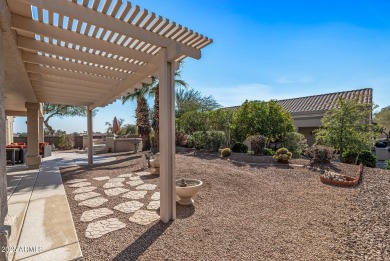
[43, 120, 55, 136]
[141, 134, 151, 151]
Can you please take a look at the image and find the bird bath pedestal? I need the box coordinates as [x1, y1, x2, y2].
[150, 153, 160, 175]
[175, 179, 203, 205]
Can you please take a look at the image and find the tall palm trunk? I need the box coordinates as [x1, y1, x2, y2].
[136, 96, 151, 150]
[152, 84, 160, 148]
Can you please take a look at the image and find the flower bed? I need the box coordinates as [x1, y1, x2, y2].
[320, 164, 363, 187]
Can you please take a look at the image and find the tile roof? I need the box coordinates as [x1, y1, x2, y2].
[225, 88, 373, 113]
[278, 88, 372, 113]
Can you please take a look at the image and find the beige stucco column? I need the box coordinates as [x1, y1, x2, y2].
[38, 116, 44, 143]
[25, 102, 41, 169]
[87, 108, 93, 165]
[159, 48, 176, 223]
[0, 28, 10, 260]
[5, 116, 14, 145]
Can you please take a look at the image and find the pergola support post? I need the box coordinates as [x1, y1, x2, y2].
[0, 28, 10, 261]
[87, 108, 93, 165]
[159, 48, 176, 223]
[38, 116, 44, 143]
[25, 102, 41, 169]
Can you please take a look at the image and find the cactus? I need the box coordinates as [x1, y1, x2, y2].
[273, 147, 292, 163]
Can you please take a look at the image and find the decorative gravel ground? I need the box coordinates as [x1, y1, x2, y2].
[61, 150, 390, 260]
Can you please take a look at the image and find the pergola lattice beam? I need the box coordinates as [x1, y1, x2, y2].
[28, 72, 116, 90]
[31, 81, 109, 94]
[18, 36, 144, 73]
[14, 0, 201, 59]
[90, 52, 160, 109]
[11, 14, 153, 63]
[26, 64, 122, 85]
[22, 51, 130, 79]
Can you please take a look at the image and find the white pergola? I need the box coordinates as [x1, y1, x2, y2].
[0, 0, 211, 225]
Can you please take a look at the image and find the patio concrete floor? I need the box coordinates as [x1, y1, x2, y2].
[4, 151, 116, 261]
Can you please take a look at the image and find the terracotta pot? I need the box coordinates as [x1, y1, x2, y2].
[320, 164, 363, 187]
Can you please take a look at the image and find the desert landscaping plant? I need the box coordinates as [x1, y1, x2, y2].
[231, 142, 248, 153]
[342, 150, 377, 167]
[315, 96, 378, 155]
[304, 145, 336, 164]
[177, 110, 209, 134]
[57, 134, 74, 150]
[231, 100, 294, 142]
[374, 106, 390, 143]
[188, 131, 227, 152]
[263, 148, 275, 156]
[283, 132, 308, 158]
[273, 147, 292, 163]
[249, 135, 268, 155]
[384, 160, 390, 170]
[175, 132, 190, 147]
[221, 148, 232, 157]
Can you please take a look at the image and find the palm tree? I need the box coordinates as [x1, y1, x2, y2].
[151, 63, 188, 148]
[121, 85, 151, 151]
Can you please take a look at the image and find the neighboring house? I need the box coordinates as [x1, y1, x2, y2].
[228, 88, 373, 146]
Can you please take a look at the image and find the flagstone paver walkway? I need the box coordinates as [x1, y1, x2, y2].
[72, 186, 97, 193]
[93, 176, 110, 181]
[67, 179, 88, 184]
[103, 182, 124, 188]
[85, 218, 126, 239]
[81, 208, 113, 222]
[127, 180, 144, 186]
[114, 201, 144, 213]
[122, 190, 148, 199]
[104, 188, 130, 196]
[136, 184, 157, 191]
[67, 171, 160, 239]
[147, 201, 160, 210]
[75, 192, 101, 201]
[79, 197, 108, 208]
[69, 182, 92, 188]
[129, 210, 160, 225]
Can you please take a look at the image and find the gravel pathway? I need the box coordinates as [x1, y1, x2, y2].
[60, 150, 390, 260]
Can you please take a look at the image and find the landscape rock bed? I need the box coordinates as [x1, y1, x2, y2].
[61, 151, 390, 260]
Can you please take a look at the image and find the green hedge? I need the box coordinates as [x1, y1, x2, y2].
[342, 150, 377, 168]
[188, 131, 227, 152]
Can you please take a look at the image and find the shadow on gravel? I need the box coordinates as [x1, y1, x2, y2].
[60, 154, 145, 181]
[113, 221, 172, 261]
[176, 204, 195, 219]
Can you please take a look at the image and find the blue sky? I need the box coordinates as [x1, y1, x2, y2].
[14, 0, 390, 133]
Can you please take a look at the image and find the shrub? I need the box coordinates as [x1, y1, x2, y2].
[175, 132, 190, 147]
[342, 150, 377, 168]
[273, 147, 292, 163]
[231, 142, 248, 153]
[231, 100, 294, 142]
[263, 148, 275, 156]
[57, 134, 74, 150]
[249, 135, 268, 155]
[304, 145, 335, 164]
[384, 160, 390, 170]
[221, 148, 232, 157]
[283, 132, 308, 158]
[188, 131, 227, 152]
[177, 111, 209, 134]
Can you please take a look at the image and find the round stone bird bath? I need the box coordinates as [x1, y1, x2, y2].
[175, 179, 203, 206]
